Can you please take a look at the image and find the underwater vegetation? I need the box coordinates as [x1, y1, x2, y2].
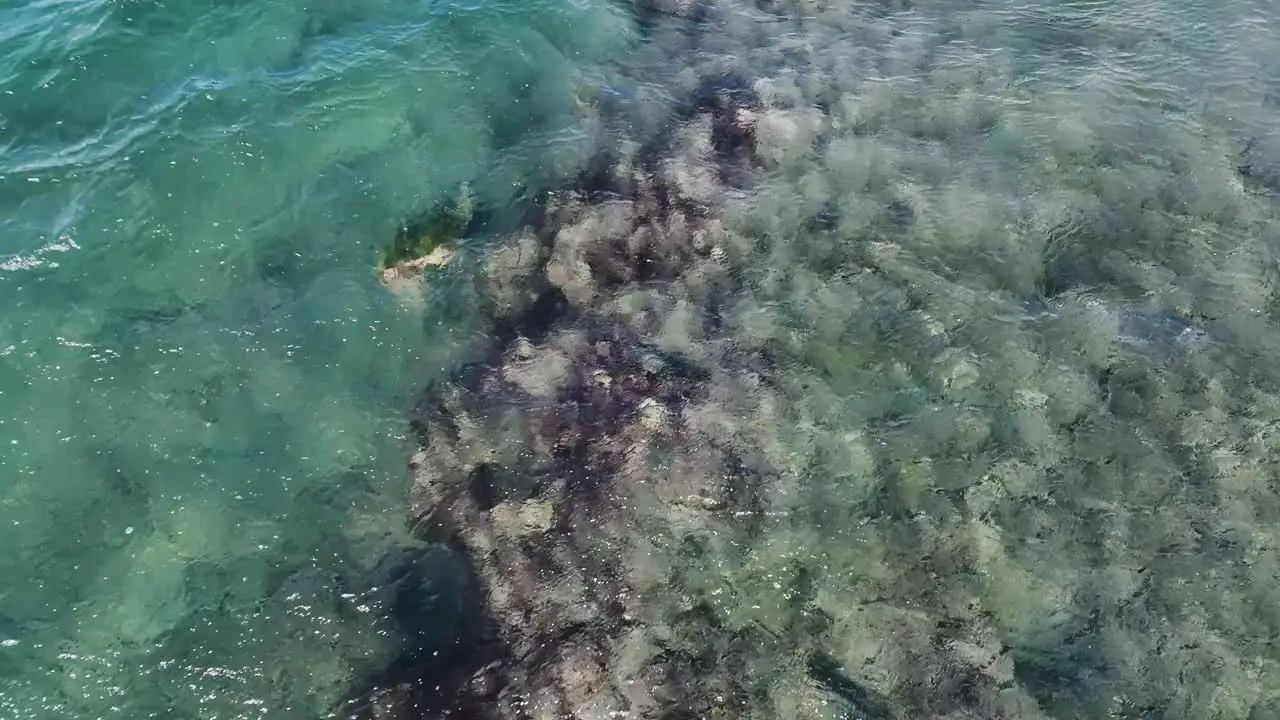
[341, 0, 1280, 717]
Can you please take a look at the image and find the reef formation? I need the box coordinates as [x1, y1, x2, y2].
[344, 17, 1035, 717]
[341, 0, 1280, 716]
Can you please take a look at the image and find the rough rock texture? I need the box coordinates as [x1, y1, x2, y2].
[398, 75, 784, 720]
[337, 42, 1041, 718]
[342, 0, 1280, 717]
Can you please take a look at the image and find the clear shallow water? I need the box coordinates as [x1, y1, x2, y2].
[0, 0, 634, 714]
[641, 0, 1280, 714]
[2, 0, 1280, 717]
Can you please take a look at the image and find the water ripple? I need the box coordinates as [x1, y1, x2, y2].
[0, 85, 191, 176]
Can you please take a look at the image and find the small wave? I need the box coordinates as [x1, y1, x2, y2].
[0, 80, 194, 177]
[0, 0, 109, 83]
[0, 233, 80, 272]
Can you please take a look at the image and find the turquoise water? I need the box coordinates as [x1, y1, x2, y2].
[0, 0, 633, 715]
[4, 0, 1280, 716]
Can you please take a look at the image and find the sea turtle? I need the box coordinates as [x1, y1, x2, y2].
[377, 184, 472, 306]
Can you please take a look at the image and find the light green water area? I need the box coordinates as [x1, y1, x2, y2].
[0, 0, 634, 714]
[1, 0, 1280, 715]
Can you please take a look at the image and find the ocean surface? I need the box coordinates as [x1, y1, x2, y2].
[1, 0, 1279, 716]
[0, 0, 636, 715]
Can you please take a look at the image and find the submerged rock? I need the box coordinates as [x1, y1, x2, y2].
[351, 7, 1263, 717]
[342, 48, 1054, 719]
